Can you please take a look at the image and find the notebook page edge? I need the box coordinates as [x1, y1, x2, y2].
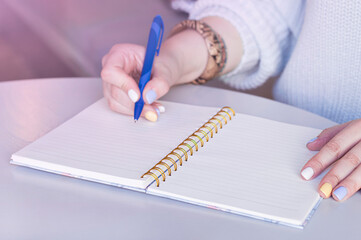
[146, 186, 319, 229]
[11, 154, 151, 191]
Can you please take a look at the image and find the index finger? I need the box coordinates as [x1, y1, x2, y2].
[101, 66, 140, 103]
[301, 120, 361, 180]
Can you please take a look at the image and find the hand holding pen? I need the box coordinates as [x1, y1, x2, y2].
[101, 15, 233, 122]
[101, 15, 170, 122]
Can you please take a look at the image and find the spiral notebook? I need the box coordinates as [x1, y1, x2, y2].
[11, 98, 322, 229]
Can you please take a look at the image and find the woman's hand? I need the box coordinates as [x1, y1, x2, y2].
[101, 43, 176, 122]
[101, 17, 244, 122]
[301, 118, 361, 201]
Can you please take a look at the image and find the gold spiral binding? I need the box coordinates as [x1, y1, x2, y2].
[191, 134, 204, 147]
[223, 106, 236, 116]
[151, 167, 166, 181]
[157, 161, 172, 176]
[218, 110, 232, 120]
[202, 125, 214, 138]
[170, 151, 182, 161]
[216, 112, 228, 124]
[178, 143, 193, 156]
[197, 129, 209, 142]
[206, 121, 218, 133]
[142, 172, 160, 187]
[167, 152, 182, 166]
[141, 106, 236, 187]
[174, 147, 188, 161]
[185, 137, 198, 151]
[163, 157, 178, 171]
[210, 117, 223, 129]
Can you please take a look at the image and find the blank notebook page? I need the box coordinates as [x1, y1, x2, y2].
[11, 99, 220, 190]
[148, 113, 322, 227]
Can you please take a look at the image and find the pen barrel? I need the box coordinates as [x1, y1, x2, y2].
[134, 98, 145, 120]
[138, 71, 151, 92]
[139, 29, 158, 79]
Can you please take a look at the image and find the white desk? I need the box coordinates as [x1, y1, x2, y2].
[1, 78, 359, 239]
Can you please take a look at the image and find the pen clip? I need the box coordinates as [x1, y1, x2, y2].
[152, 15, 164, 56]
[156, 27, 164, 56]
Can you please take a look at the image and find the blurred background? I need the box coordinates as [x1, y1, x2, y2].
[0, 0, 274, 98]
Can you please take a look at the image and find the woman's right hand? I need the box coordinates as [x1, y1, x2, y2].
[101, 17, 240, 122]
[101, 43, 176, 122]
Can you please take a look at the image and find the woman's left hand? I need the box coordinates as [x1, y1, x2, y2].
[301, 118, 361, 201]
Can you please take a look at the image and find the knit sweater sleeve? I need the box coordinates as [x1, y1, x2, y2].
[171, 0, 304, 90]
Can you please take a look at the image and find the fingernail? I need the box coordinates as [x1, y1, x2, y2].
[128, 89, 139, 103]
[145, 90, 157, 104]
[158, 105, 165, 113]
[334, 186, 347, 201]
[307, 137, 318, 144]
[145, 111, 158, 122]
[155, 108, 160, 116]
[301, 167, 314, 180]
[320, 183, 333, 198]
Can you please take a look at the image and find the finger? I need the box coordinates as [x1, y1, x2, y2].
[332, 164, 361, 202]
[107, 86, 159, 122]
[111, 85, 164, 115]
[111, 85, 134, 110]
[106, 95, 133, 116]
[317, 142, 361, 198]
[143, 76, 170, 104]
[151, 103, 161, 118]
[105, 44, 145, 74]
[307, 121, 352, 151]
[153, 102, 166, 113]
[301, 120, 361, 180]
[143, 104, 159, 122]
[107, 96, 159, 122]
[110, 85, 160, 121]
[103, 81, 111, 99]
[105, 83, 133, 116]
[101, 53, 109, 67]
[101, 66, 140, 103]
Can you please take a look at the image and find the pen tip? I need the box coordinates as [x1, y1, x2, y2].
[134, 120, 137, 123]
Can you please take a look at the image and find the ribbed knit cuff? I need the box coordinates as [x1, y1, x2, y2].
[172, 0, 291, 90]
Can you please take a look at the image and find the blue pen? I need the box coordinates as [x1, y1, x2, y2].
[134, 15, 164, 122]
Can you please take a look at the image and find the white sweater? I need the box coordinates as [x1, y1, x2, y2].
[172, 0, 361, 123]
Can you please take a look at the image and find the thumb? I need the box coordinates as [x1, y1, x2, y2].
[142, 58, 176, 104]
[142, 76, 170, 104]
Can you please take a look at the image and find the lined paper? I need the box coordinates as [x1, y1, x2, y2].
[12, 98, 323, 227]
[148, 113, 322, 227]
[11, 99, 221, 189]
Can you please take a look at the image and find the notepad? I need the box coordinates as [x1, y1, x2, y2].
[11, 98, 322, 228]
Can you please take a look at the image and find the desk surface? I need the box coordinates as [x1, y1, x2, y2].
[1, 78, 359, 240]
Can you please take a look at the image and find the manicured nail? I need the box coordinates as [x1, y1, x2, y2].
[145, 111, 158, 122]
[146, 90, 157, 104]
[128, 89, 139, 103]
[301, 167, 314, 180]
[155, 108, 160, 116]
[307, 137, 318, 144]
[320, 183, 333, 198]
[158, 105, 165, 113]
[334, 186, 347, 201]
